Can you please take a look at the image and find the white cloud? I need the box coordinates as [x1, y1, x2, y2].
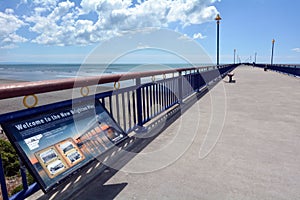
[33, 0, 58, 8]
[178, 32, 207, 41]
[48, 0, 75, 21]
[193, 32, 207, 39]
[166, 0, 218, 26]
[178, 34, 192, 41]
[292, 48, 300, 53]
[137, 42, 150, 49]
[25, 0, 79, 45]
[0, 9, 27, 49]
[8, 0, 220, 47]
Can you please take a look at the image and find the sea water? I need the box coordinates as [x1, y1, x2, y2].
[0, 63, 196, 82]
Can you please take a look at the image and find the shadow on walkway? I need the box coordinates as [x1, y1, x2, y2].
[36, 77, 223, 200]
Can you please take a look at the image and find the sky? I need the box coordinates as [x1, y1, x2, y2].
[0, 0, 299, 64]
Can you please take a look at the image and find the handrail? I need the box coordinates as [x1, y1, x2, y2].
[253, 63, 300, 77]
[0, 65, 229, 100]
[0, 64, 238, 200]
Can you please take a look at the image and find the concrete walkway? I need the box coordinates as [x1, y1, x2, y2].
[36, 65, 300, 200]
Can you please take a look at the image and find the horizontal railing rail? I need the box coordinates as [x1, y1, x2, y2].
[253, 63, 300, 77]
[0, 64, 238, 200]
[0, 65, 225, 100]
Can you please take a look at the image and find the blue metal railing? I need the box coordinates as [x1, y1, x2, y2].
[95, 65, 237, 133]
[253, 63, 300, 77]
[0, 64, 238, 200]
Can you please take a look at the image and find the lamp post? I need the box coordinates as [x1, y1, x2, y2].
[234, 49, 236, 64]
[215, 14, 222, 66]
[271, 39, 275, 65]
[254, 52, 257, 63]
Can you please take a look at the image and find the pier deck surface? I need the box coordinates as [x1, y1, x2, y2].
[33, 65, 300, 200]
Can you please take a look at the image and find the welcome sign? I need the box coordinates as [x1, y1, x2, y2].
[0, 98, 127, 192]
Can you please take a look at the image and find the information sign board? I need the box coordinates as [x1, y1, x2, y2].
[0, 98, 126, 192]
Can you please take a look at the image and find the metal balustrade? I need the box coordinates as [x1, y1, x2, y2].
[0, 64, 238, 200]
[253, 63, 300, 77]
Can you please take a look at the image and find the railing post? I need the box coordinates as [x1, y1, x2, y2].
[196, 69, 200, 92]
[0, 154, 9, 200]
[19, 158, 28, 190]
[136, 77, 143, 128]
[178, 71, 183, 103]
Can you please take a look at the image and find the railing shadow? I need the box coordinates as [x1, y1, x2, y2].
[36, 81, 218, 200]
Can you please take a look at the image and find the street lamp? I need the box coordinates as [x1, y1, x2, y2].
[271, 39, 275, 65]
[215, 14, 222, 66]
[234, 49, 236, 64]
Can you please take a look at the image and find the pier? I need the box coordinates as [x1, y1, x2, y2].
[76, 65, 300, 199]
[1, 64, 300, 199]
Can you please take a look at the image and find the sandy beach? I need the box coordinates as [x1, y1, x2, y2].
[0, 79, 113, 115]
[0, 78, 109, 142]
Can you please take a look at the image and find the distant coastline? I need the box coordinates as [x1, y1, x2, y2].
[0, 63, 209, 82]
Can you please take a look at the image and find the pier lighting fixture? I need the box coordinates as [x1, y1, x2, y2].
[271, 39, 275, 65]
[215, 14, 222, 66]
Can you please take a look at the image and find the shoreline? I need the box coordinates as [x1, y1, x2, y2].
[0, 78, 27, 84]
[0, 78, 113, 115]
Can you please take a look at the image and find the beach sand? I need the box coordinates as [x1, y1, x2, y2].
[0, 79, 113, 115]
[0, 79, 115, 145]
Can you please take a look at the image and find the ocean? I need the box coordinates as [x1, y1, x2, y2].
[0, 63, 198, 82]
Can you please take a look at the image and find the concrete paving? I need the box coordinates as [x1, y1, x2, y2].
[34, 65, 300, 200]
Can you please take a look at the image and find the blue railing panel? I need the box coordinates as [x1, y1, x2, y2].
[254, 63, 300, 77]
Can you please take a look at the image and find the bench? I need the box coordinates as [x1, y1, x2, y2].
[227, 73, 235, 83]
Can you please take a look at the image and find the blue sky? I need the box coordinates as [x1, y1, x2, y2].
[0, 0, 299, 64]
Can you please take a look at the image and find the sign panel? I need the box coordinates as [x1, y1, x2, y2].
[0, 98, 126, 192]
